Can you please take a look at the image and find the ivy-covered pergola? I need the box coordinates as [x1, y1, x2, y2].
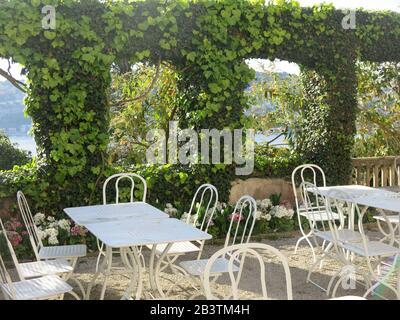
[0, 0, 399, 212]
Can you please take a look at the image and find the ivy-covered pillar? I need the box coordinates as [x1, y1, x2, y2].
[296, 63, 357, 185]
[26, 62, 111, 213]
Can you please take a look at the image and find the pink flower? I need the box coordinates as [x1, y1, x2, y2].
[71, 226, 88, 237]
[5, 219, 23, 231]
[10, 233, 23, 246]
[228, 212, 244, 222]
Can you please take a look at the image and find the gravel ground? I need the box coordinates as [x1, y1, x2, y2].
[2, 231, 398, 300]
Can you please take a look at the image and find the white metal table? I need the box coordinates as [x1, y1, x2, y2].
[64, 202, 169, 225]
[64, 204, 211, 300]
[314, 185, 400, 231]
[309, 185, 400, 298]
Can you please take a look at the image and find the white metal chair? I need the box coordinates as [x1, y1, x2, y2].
[150, 184, 218, 294]
[96, 173, 148, 271]
[307, 187, 400, 299]
[303, 183, 363, 293]
[102, 173, 147, 205]
[150, 184, 218, 268]
[373, 157, 400, 246]
[292, 164, 344, 262]
[374, 215, 400, 247]
[17, 191, 86, 296]
[0, 252, 77, 300]
[0, 217, 73, 279]
[178, 195, 257, 299]
[0, 218, 80, 300]
[203, 243, 293, 300]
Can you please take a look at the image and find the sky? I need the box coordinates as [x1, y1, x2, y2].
[1, 0, 399, 80]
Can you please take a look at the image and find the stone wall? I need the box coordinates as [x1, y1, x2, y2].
[229, 178, 295, 205]
[0, 197, 14, 218]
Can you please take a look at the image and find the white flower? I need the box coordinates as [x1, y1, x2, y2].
[255, 211, 263, 220]
[47, 222, 57, 228]
[37, 229, 45, 240]
[216, 202, 227, 211]
[265, 213, 272, 221]
[181, 212, 198, 226]
[48, 235, 59, 245]
[58, 219, 71, 231]
[260, 199, 272, 209]
[33, 213, 45, 226]
[270, 206, 294, 219]
[44, 227, 58, 238]
[47, 216, 55, 222]
[164, 204, 178, 216]
[180, 212, 189, 222]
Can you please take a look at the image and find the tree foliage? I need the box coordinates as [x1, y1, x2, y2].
[0, 131, 31, 171]
[109, 62, 183, 164]
[354, 62, 400, 157]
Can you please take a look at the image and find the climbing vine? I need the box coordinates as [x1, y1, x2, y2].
[0, 0, 399, 214]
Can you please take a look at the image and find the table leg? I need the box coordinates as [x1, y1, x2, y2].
[99, 246, 113, 300]
[149, 243, 173, 298]
[120, 246, 143, 300]
[85, 245, 111, 300]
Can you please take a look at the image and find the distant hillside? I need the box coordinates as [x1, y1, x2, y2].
[0, 71, 290, 135]
[0, 81, 31, 135]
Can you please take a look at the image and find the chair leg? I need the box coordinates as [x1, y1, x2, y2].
[295, 228, 316, 262]
[68, 275, 86, 299]
[66, 290, 81, 300]
[307, 252, 328, 292]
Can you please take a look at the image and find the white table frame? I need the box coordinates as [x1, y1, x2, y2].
[309, 185, 400, 299]
[65, 205, 211, 300]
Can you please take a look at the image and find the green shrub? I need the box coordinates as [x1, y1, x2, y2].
[254, 145, 302, 179]
[0, 131, 31, 171]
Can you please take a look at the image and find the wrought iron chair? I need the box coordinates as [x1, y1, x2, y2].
[0, 218, 79, 300]
[306, 186, 400, 299]
[203, 243, 293, 300]
[96, 173, 148, 272]
[150, 184, 218, 269]
[178, 195, 257, 299]
[292, 164, 345, 262]
[17, 191, 86, 297]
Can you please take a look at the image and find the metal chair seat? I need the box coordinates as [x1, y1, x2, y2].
[148, 241, 200, 256]
[180, 257, 239, 276]
[1, 275, 73, 300]
[38, 244, 87, 260]
[343, 240, 400, 257]
[315, 229, 362, 243]
[299, 209, 342, 222]
[19, 259, 73, 279]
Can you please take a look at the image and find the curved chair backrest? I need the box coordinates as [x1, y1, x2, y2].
[298, 182, 335, 233]
[224, 196, 257, 249]
[17, 191, 42, 260]
[0, 218, 24, 281]
[203, 243, 293, 300]
[0, 252, 16, 300]
[291, 164, 326, 213]
[103, 173, 147, 204]
[186, 184, 219, 233]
